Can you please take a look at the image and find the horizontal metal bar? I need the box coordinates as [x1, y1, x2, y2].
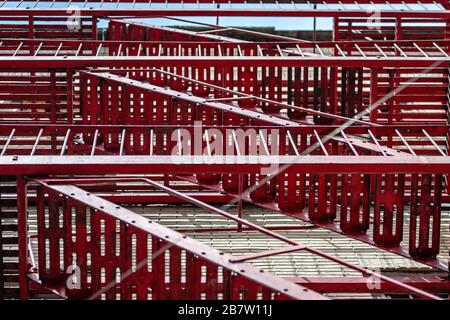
[3, 38, 449, 54]
[0, 123, 447, 132]
[287, 276, 450, 294]
[1, 56, 448, 69]
[0, 8, 449, 18]
[2, 155, 450, 175]
[229, 246, 306, 263]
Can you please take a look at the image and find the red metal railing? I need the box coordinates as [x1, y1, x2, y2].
[2, 123, 448, 267]
[30, 181, 324, 300]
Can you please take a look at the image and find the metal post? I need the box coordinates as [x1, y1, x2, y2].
[16, 176, 28, 300]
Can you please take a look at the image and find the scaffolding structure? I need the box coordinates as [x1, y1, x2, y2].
[0, 0, 450, 300]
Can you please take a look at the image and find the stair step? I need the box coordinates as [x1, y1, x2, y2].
[1, 237, 18, 245]
[0, 176, 16, 182]
[2, 250, 19, 257]
[3, 287, 20, 299]
[3, 262, 18, 268]
[0, 186, 18, 192]
[0, 211, 18, 219]
[3, 270, 19, 275]
[0, 199, 18, 206]
[2, 224, 18, 232]
[3, 275, 19, 282]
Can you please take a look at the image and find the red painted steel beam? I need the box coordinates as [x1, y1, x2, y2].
[2, 190, 232, 204]
[1, 155, 450, 175]
[94, 192, 231, 204]
[0, 123, 445, 161]
[287, 276, 450, 294]
[0, 56, 447, 69]
[0, 8, 449, 18]
[0, 123, 448, 133]
[16, 177, 28, 299]
[3, 38, 448, 57]
[27, 274, 450, 297]
[3, 124, 445, 159]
